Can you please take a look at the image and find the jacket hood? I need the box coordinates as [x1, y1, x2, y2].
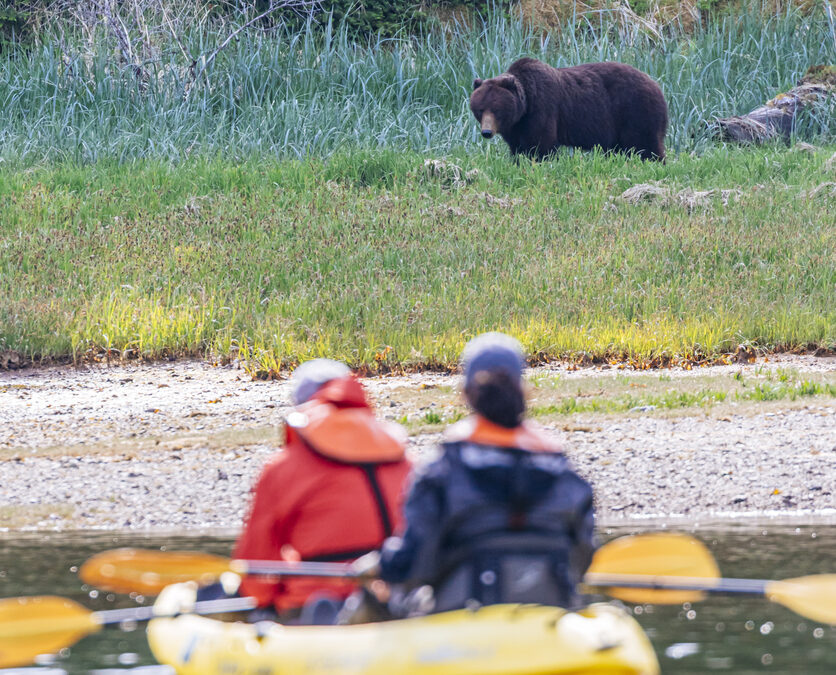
[443, 415, 564, 454]
[444, 432, 571, 510]
[308, 375, 370, 409]
[285, 376, 407, 463]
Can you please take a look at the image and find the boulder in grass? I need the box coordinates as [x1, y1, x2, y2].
[715, 65, 836, 144]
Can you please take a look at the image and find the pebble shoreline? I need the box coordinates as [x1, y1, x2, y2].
[1, 357, 834, 533]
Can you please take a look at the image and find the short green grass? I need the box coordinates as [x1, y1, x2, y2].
[530, 377, 836, 416]
[388, 366, 836, 433]
[2, 147, 832, 370]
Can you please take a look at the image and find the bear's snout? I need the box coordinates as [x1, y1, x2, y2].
[480, 112, 498, 140]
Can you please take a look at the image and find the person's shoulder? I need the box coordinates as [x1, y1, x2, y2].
[517, 420, 565, 454]
[408, 445, 455, 486]
[560, 464, 594, 500]
[526, 448, 591, 497]
[442, 417, 478, 444]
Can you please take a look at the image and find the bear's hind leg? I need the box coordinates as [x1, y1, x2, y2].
[638, 145, 665, 162]
[617, 126, 665, 162]
[629, 135, 665, 162]
[646, 132, 666, 162]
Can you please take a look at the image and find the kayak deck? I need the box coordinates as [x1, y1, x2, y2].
[147, 602, 660, 675]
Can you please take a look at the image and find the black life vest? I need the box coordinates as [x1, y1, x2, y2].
[408, 441, 594, 612]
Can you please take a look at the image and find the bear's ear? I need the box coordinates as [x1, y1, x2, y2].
[495, 74, 526, 110]
[472, 78, 483, 90]
[495, 74, 518, 91]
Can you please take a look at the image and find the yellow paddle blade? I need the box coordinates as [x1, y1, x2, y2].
[80, 548, 232, 595]
[0, 596, 101, 668]
[765, 574, 836, 624]
[585, 533, 721, 605]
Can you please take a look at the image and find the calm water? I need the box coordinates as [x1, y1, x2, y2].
[1, 524, 835, 674]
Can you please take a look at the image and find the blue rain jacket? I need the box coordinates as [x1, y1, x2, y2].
[380, 417, 595, 612]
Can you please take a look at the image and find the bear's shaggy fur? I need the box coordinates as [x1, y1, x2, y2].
[470, 58, 668, 161]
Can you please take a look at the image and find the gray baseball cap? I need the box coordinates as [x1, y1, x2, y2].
[462, 332, 526, 388]
[290, 358, 351, 405]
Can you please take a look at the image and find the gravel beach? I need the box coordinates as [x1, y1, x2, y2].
[1, 356, 834, 533]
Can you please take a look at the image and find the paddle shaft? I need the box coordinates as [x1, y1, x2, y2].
[584, 573, 770, 595]
[241, 564, 775, 596]
[234, 560, 361, 578]
[82, 554, 775, 591]
[91, 596, 258, 626]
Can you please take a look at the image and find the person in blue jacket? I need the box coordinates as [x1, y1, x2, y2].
[378, 332, 595, 614]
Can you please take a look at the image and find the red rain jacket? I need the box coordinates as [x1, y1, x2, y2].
[234, 376, 410, 611]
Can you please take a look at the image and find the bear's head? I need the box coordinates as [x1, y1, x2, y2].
[470, 74, 527, 140]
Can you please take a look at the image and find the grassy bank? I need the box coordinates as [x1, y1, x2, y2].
[1, 147, 834, 370]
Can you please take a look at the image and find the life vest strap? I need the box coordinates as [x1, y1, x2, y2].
[360, 463, 394, 539]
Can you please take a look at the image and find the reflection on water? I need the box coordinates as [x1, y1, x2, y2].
[1, 525, 835, 674]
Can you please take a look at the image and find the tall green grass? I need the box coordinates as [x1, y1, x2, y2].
[0, 8, 834, 163]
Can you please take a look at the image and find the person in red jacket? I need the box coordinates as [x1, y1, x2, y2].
[233, 358, 411, 621]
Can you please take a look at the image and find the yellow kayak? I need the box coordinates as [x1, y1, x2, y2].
[147, 602, 660, 675]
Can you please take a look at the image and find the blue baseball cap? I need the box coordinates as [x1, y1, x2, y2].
[462, 332, 526, 388]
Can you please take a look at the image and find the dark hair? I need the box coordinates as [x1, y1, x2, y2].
[464, 370, 525, 429]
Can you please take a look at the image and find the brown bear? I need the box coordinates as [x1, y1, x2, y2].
[470, 58, 668, 161]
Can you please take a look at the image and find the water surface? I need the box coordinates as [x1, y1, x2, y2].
[1, 525, 834, 674]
